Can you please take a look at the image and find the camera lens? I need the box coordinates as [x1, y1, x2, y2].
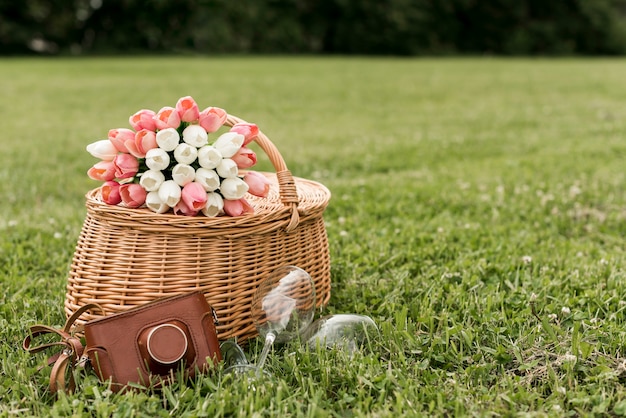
[146, 324, 188, 365]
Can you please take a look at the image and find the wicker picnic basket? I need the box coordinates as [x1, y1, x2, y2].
[64, 114, 331, 342]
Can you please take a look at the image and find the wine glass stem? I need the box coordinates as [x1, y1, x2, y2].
[256, 333, 276, 371]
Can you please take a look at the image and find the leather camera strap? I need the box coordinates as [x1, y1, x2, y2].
[23, 303, 104, 394]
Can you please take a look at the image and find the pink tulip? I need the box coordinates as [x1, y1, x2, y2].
[129, 109, 157, 131]
[154, 106, 181, 130]
[88, 161, 116, 181]
[101, 181, 122, 205]
[119, 183, 147, 208]
[232, 147, 257, 169]
[125, 129, 157, 158]
[113, 153, 139, 179]
[198, 107, 227, 133]
[181, 182, 208, 211]
[176, 96, 200, 123]
[230, 123, 259, 146]
[243, 171, 271, 198]
[173, 199, 198, 216]
[223, 197, 254, 217]
[108, 128, 135, 153]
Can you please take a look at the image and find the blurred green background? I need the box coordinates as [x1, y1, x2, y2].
[2, 0, 626, 56]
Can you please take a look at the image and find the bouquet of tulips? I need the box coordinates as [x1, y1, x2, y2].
[86, 96, 271, 217]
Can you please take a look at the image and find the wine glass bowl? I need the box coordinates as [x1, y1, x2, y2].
[302, 314, 379, 354]
[252, 265, 316, 343]
[250, 265, 316, 370]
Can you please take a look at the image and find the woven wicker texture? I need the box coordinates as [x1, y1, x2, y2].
[65, 114, 331, 342]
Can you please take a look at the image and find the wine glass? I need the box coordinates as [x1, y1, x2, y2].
[302, 314, 379, 355]
[251, 265, 316, 372]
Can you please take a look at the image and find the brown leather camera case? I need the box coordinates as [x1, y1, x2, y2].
[84, 291, 221, 391]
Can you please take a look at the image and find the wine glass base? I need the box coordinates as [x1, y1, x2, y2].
[223, 364, 270, 376]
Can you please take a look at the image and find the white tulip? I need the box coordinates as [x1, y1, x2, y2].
[145, 191, 169, 214]
[156, 128, 180, 151]
[216, 158, 239, 178]
[213, 132, 244, 158]
[182, 124, 208, 148]
[173, 143, 198, 165]
[139, 170, 166, 192]
[220, 177, 249, 200]
[202, 192, 224, 217]
[197, 145, 222, 169]
[158, 180, 182, 207]
[86, 139, 118, 161]
[172, 163, 196, 186]
[195, 168, 220, 191]
[145, 148, 170, 171]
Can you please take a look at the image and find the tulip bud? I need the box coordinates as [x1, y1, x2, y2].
[173, 199, 198, 216]
[158, 180, 182, 207]
[223, 197, 254, 216]
[176, 96, 200, 123]
[202, 192, 224, 217]
[129, 109, 157, 131]
[173, 143, 198, 165]
[230, 123, 259, 146]
[195, 168, 220, 191]
[232, 147, 257, 169]
[145, 191, 169, 214]
[172, 163, 196, 186]
[145, 148, 170, 171]
[101, 181, 122, 205]
[198, 107, 227, 133]
[108, 128, 135, 153]
[88, 161, 116, 181]
[156, 127, 180, 151]
[133, 129, 158, 157]
[216, 158, 239, 179]
[220, 177, 249, 200]
[182, 182, 208, 211]
[244, 171, 271, 198]
[87, 139, 118, 161]
[119, 183, 147, 208]
[182, 124, 208, 148]
[139, 169, 166, 192]
[113, 154, 139, 179]
[154, 106, 181, 130]
[198, 145, 222, 169]
[213, 132, 244, 158]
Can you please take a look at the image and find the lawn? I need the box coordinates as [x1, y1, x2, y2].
[1, 56, 625, 416]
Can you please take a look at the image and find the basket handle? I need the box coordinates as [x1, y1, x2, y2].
[225, 114, 300, 232]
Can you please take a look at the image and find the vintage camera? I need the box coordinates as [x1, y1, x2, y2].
[84, 292, 221, 392]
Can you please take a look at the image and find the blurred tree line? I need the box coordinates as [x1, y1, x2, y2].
[2, 0, 626, 55]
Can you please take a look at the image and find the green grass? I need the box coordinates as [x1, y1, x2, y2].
[1, 56, 626, 416]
